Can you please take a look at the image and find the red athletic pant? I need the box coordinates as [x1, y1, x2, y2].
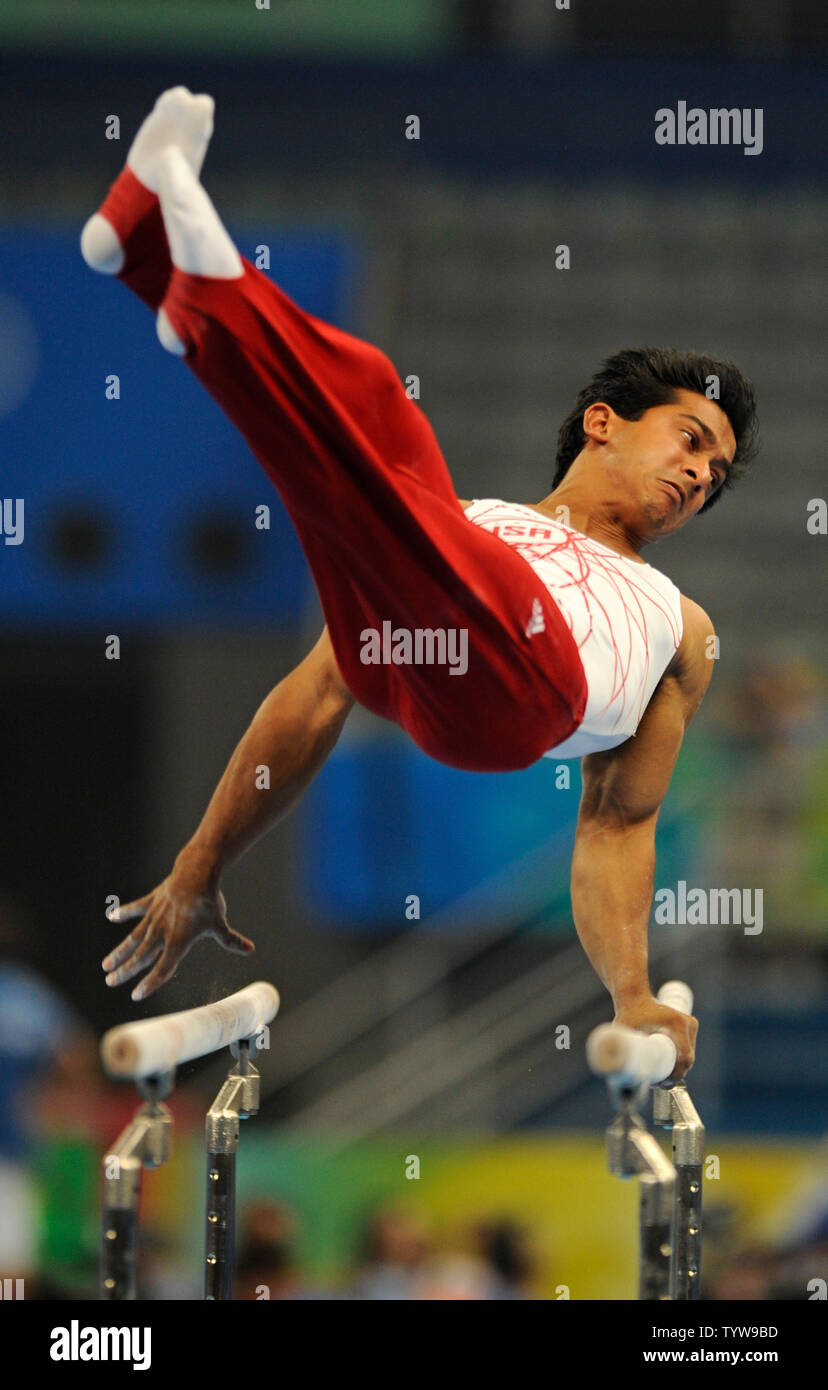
[101, 170, 587, 771]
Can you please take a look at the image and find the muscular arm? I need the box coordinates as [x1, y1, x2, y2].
[570, 597, 714, 1075]
[177, 626, 355, 884]
[103, 627, 355, 998]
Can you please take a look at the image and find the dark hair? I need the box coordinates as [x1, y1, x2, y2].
[553, 347, 758, 512]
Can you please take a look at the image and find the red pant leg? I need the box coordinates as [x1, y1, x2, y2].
[98, 168, 173, 311]
[161, 262, 586, 770]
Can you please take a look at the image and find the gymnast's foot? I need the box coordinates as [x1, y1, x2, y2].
[155, 144, 244, 354]
[80, 86, 215, 276]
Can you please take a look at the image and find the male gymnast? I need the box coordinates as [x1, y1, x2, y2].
[83, 90, 758, 1081]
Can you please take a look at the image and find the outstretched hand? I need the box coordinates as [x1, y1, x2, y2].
[613, 994, 698, 1081]
[102, 859, 254, 1002]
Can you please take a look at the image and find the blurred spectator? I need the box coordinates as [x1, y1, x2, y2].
[352, 1201, 433, 1299]
[352, 1205, 536, 1299]
[235, 1198, 326, 1299]
[411, 1252, 494, 1300]
[0, 898, 98, 1291]
[411, 1217, 536, 1299]
[709, 1245, 779, 1300]
[474, 1217, 535, 1299]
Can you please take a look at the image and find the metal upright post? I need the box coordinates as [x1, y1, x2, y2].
[100, 1073, 173, 1300]
[606, 1093, 676, 1301]
[204, 1037, 261, 1301]
[653, 1082, 705, 1300]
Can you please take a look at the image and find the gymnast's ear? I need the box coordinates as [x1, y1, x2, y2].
[581, 401, 614, 444]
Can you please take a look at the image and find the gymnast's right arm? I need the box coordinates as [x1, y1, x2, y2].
[102, 627, 355, 1000]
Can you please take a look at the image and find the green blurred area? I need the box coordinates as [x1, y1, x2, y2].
[33, 1136, 100, 1293]
[0, 0, 451, 57]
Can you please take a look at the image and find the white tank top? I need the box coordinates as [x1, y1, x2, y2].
[466, 500, 684, 759]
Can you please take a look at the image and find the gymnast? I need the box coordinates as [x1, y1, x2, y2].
[83, 90, 758, 1081]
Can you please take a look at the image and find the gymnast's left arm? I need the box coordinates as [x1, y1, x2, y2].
[568, 597, 714, 1079]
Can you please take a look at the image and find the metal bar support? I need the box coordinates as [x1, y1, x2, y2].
[607, 1097, 676, 1301]
[653, 1082, 705, 1299]
[204, 1038, 260, 1301]
[100, 1072, 174, 1300]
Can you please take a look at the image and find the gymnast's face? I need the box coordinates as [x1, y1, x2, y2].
[584, 388, 737, 541]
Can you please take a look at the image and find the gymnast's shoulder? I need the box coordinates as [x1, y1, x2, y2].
[665, 593, 717, 700]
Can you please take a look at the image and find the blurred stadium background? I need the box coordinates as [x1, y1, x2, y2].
[0, 0, 825, 1300]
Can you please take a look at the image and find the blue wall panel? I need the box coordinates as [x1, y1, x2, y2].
[0, 227, 359, 627]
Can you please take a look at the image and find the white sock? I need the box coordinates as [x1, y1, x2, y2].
[127, 86, 214, 194]
[156, 146, 243, 279]
[156, 307, 188, 357]
[80, 215, 124, 275]
[155, 148, 243, 356]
